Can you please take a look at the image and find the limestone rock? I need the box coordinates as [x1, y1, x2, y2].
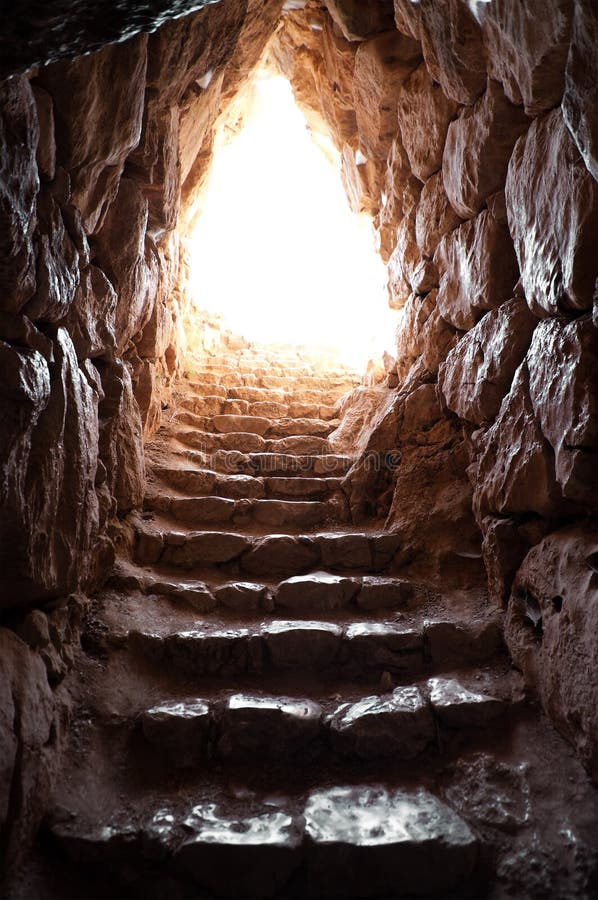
[241, 535, 320, 577]
[506, 526, 598, 779]
[25, 189, 80, 323]
[0, 629, 55, 870]
[93, 177, 159, 353]
[434, 211, 519, 330]
[127, 98, 181, 236]
[397, 64, 459, 182]
[415, 172, 462, 259]
[473, 363, 560, 520]
[474, 0, 573, 115]
[341, 144, 383, 215]
[439, 298, 537, 426]
[442, 79, 529, 219]
[506, 109, 598, 316]
[142, 700, 210, 767]
[38, 34, 148, 233]
[563, 1, 598, 181]
[263, 621, 342, 669]
[98, 359, 145, 515]
[0, 330, 100, 605]
[328, 686, 434, 758]
[322, 0, 395, 41]
[175, 802, 302, 898]
[145, 1, 246, 105]
[428, 677, 506, 727]
[31, 85, 56, 183]
[305, 785, 478, 897]
[275, 573, 359, 611]
[0, 76, 38, 312]
[217, 693, 322, 759]
[353, 30, 421, 160]
[395, 290, 459, 381]
[394, 0, 487, 104]
[527, 316, 598, 505]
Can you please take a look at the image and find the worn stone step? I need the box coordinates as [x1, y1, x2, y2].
[155, 449, 353, 480]
[150, 466, 345, 502]
[128, 620, 425, 678]
[304, 786, 478, 898]
[139, 679, 507, 767]
[246, 452, 352, 477]
[141, 529, 403, 576]
[174, 413, 338, 440]
[175, 428, 332, 456]
[145, 495, 345, 529]
[151, 466, 266, 499]
[111, 563, 420, 617]
[49, 785, 478, 898]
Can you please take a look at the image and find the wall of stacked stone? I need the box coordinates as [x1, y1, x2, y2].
[274, 0, 598, 778]
[0, 0, 284, 870]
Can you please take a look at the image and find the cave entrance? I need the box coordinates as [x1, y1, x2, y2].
[184, 68, 396, 371]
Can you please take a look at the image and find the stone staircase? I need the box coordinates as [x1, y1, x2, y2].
[33, 344, 598, 899]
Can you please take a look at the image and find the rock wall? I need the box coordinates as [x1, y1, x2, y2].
[272, 0, 598, 778]
[0, 0, 283, 874]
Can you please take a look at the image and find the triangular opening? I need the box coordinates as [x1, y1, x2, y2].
[184, 67, 395, 371]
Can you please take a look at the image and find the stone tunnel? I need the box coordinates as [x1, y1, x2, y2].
[1, 1, 598, 897]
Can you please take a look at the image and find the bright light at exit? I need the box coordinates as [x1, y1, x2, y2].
[186, 72, 395, 370]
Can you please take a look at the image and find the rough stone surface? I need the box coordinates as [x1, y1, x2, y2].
[328, 686, 434, 758]
[397, 64, 459, 182]
[394, 0, 487, 104]
[474, 0, 573, 115]
[442, 79, 529, 219]
[563, 1, 598, 181]
[434, 211, 520, 330]
[439, 298, 537, 426]
[305, 786, 478, 897]
[506, 109, 598, 316]
[472, 363, 561, 521]
[0, 77, 38, 312]
[526, 316, 598, 505]
[506, 527, 598, 779]
[38, 35, 148, 233]
[353, 31, 421, 161]
[415, 172, 462, 259]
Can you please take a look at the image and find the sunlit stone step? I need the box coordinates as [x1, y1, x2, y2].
[175, 427, 332, 456]
[144, 494, 345, 529]
[128, 619, 425, 677]
[151, 466, 345, 501]
[304, 786, 478, 898]
[138, 680, 506, 767]
[49, 787, 478, 898]
[148, 530, 403, 576]
[165, 448, 353, 478]
[174, 413, 338, 439]
[112, 563, 417, 616]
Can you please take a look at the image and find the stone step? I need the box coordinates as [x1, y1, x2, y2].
[144, 495, 346, 529]
[150, 466, 344, 501]
[169, 449, 353, 478]
[140, 678, 507, 768]
[171, 412, 338, 439]
[135, 528, 403, 576]
[181, 399, 341, 425]
[127, 618, 502, 680]
[49, 785, 478, 898]
[175, 427, 332, 456]
[112, 565, 418, 615]
[185, 371, 357, 393]
[218, 384, 346, 407]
